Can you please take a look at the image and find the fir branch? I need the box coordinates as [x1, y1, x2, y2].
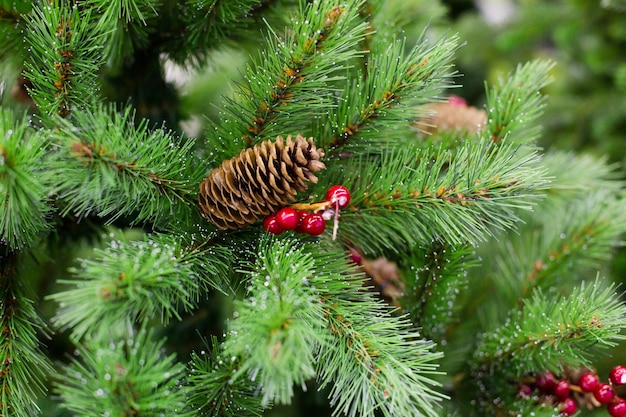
[0, 257, 54, 417]
[483, 59, 555, 145]
[24, 2, 105, 121]
[183, 0, 264, 55]
[310, 247, 446, 417]
[401, 242, 478, 342]
[87, 0, 159, 69]
[491, 189, 626, 304]
[55, 324, 190, 416]
[207, 0, 368, 157]
[47, 231, 233, 340]
[324, 33, 459, 151]
[223, 237, 327, 406]
[334, 139, 547, 253]
[472, 278, 626, 375]
[186, 336, 264, 417]
[0, 109, 53, 251]
[50, 104, 202, 227]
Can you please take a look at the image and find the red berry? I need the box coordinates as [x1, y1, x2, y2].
[326, 185, 351, 209]
[608, 398, 626, 417]
[558, 397, 577, 416]
[610, 365, 626, 386]
[302, 213, 325, 236]
[295, 210, 311, 233]
[578, 372, 599, 392]
[275, 207, 298, 230]
[553, 379, 570, 400]
[517, 384, 532, 398]
[263, 215, 284, 235]
[593, 383, 615, 404]
[536, 371, 557, 392]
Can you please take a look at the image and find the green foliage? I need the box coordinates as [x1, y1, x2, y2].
[473, 278, 626, 375]
[49, 104, 203, 228]
[48, 231, 233, 340]
[24, 2, 105, 121]
[0, 109, 52, 251]
[206, 0, 369, 158]
[333, 138, 547, 253]
[87, 0, 160, 69]
[0, 265, 53, 417]
[186, 336, 264, 416]
[55, 324, 190, 416]
[1, 0, 625, 416]
[320, 33, 459, 151]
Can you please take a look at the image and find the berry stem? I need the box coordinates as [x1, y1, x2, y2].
[290, 201, 332, 212]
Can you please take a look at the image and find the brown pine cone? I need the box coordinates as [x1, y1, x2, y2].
[419, 96, 487, 135]
[199, 134, 325, 230]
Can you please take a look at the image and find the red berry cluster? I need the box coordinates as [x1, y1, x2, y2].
[518, 366, 626, 416]
[262, 185, 351, 237]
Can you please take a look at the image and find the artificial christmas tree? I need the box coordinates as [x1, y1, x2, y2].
[1, 1, 625, 416]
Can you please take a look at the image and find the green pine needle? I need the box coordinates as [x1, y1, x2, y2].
[473, 277, 626, 375]
[186, 336, 265, 416]
[483, 59, 555, 145]
[24, 2, 105, 121]
[224, 237, 327, 406]
[335, 139, 548, 253]
[324, 33, 459, 151]
[0, 109, 53, 251]
[47, 231, 233, 340]
[55, 324, 190, 416]
[206, 0, 368, 158]
[0, 268, 54, 417]
[50, 104, 203, 228]
[310, 247, 446, 417]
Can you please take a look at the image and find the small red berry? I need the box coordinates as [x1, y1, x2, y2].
[536, 371, 557, 392]
[553, 379, 570, 400]
[558, 397, 577, 416]
[295, 210, 311, 233]
[302, 213, 325, 236]
[578, 372, 599, 392]
[517, 384, 532, 398]
[608, 397, 626, 417]
[263, 215, 284, 235]
[610, 365, 626, 386]
[326, 185, 351, 209]
[593, 383, 615, 404]
[275, 207, 298, 230]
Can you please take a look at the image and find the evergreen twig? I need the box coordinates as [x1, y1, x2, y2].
[47, 232, 233, 340]
[50, 104, 203, 227]
[55, 324, 190, 416]
[0, 109, 52, 251]
[0, 257, 53, 417]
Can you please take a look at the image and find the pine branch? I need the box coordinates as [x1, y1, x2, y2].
[186, 337, 264, 416]
[223, 237, 327, 406]
[24, 2, 105, 121]
[311, 247, 446, 417]
[206, 0, 368, 158]
[0, 256, 54, 417]
[87, 0, 159, 69]
[55, 324, 190, 416]
[50, 104, 203, 228]
[323, 33, 459, 151]
[491, 190, 626, 303]
[483, 59, 555, 145]
[400, 241, 479, 342]
[472, 278, 626, 375]
[332, 139, 547, 253]
[0, 109, 53, 251]
[47, 231, 233, 340]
